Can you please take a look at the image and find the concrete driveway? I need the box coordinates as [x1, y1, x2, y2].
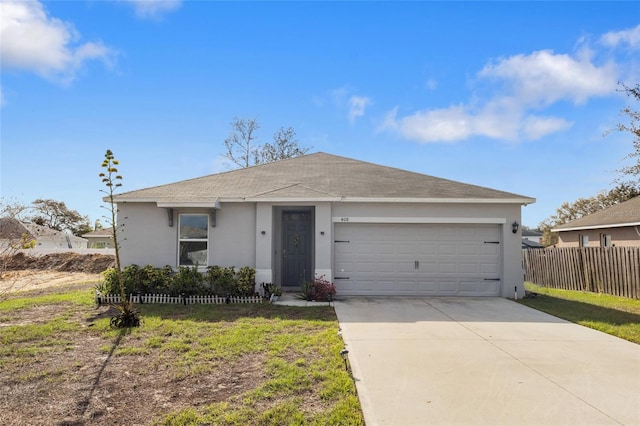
[334, 297, 640, 426]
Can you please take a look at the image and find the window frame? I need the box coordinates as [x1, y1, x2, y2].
[600, 233, 612, 247]
[580, 234, 589, 247]
[178, 213, 209, 267]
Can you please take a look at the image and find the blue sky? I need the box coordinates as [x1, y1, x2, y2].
[1, 1, 639, 228]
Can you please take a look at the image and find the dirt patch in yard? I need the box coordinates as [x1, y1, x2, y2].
[1, 252, 114, 294]
[0, 288, 274, 425]
[3, 252, 115, 274]
[0, 254, 356, 425]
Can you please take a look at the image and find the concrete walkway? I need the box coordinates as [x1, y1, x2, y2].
[334, 297, 640, 426]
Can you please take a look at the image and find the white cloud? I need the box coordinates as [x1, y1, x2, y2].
[600, 24, 640, 49]
[382, 48, 617, 144]
[382, 103, 572, 143]
[0, 0, 114, 84]
[348, 96, 372, 124]
[327, 86, 372, 123]
[522, 116, 573, 140]
[121, 0, 182, 20]
[479, 50, 618, 106]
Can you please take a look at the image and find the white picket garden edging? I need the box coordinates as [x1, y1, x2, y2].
[96, 293, 263, 305]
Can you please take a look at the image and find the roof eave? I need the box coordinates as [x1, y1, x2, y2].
[552, 222, 640, 232]
[339, 197, 536, 204]
[112, 196, 536, 205]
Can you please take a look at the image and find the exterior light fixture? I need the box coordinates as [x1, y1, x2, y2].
[340, 349, 350, 371]
[512, 221, 519, 234]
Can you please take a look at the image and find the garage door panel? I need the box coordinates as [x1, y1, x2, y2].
[438, 262, 457, 274]
[480, 263, 499, 274]
[438, 244, 458, 255]
[480, 245, 499, 255]
[397, 243, 418, 255]
[459, 262, 478, 274]
[397, 261, 417, 272]
[459, 244, 478, 255]
[436, 280, 459, 294]
[417, 261, 437, 273]
[417, 244, 437, 255]
[335, 223, 501, 296]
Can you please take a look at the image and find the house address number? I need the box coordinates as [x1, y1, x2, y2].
[340, 217, 350, 222]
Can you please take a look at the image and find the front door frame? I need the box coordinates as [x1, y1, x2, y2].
[274, 206, 315, 288]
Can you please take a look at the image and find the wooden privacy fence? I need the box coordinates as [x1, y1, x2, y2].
[522, 247, 640, 299]
[96, 293, 264, 305]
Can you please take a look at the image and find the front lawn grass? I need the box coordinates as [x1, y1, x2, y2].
[0, 288, 364, 425]
[520, 283, 640, 344]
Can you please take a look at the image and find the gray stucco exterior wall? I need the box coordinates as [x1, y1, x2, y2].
[118, 200, 525, 298]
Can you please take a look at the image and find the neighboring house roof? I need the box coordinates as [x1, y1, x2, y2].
[552, 196, 640, 232]
[522, 229, 543, 237]
[522, 239, 544, 249]
[0, 217, 31, 239]
[83, 228, 114, 238]
[0, 218, 87, 247]
[23, 222, 64, 238]
[113, 152, 535, 205]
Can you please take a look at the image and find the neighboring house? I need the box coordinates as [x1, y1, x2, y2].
[83, 228, 115, 249]
[112, 153, 535, 298]
[522, 228, 542, 244]
[522, 239, 544, 249]
[0, 218, 87, 249]
[552, 196, 640, 247]
[521, 228, 544, 249]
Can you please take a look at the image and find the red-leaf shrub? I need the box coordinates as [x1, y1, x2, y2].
[311, 275, 336, 301]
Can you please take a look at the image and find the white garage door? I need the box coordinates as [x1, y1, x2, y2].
[334, 223, 502, 296]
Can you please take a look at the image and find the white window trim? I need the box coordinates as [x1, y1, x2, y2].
[178, 213, 209, 267]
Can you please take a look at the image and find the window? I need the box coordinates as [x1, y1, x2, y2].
[600, 233, 612, 247]
[580, 234, 589, 247]
[179, 214, 208, 266]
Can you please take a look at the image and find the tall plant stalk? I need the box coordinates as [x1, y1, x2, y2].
[100, 150, 140, 327]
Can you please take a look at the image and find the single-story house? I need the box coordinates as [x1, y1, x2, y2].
[522, 228, 542, 244]
[552, 196, 640, 247]
[0, 218, 87, 250]
[112, 153, 535, 297]
[82, 228, 115, 249]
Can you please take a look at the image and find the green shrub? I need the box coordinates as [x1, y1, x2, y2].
[237, 266, 256, 296]
[140, 264, 173, 294]
[103, 264, 175, 295]
[102, 268, 118, 294]
[206, 266, 237, 296]
[102, 264, 257, 297]
[172, 266, 206, 296]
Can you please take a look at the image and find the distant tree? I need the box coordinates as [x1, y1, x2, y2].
[611, 83, 640, 181]
[224, 118, 310, 168]
[257, 127, 310, 164]
[100, 149, 140, 328]
[539, 182, 640, 246]
[224, 117, 261, 168]
[28, 199, 92, 236]
[0, 198, 28, 299]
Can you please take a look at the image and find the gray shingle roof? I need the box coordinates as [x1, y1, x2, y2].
[553, 196, 640, 231]
[522, 229, 543, 237]
[83, 228, 114, 238]
[113, 152, 534, 204]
